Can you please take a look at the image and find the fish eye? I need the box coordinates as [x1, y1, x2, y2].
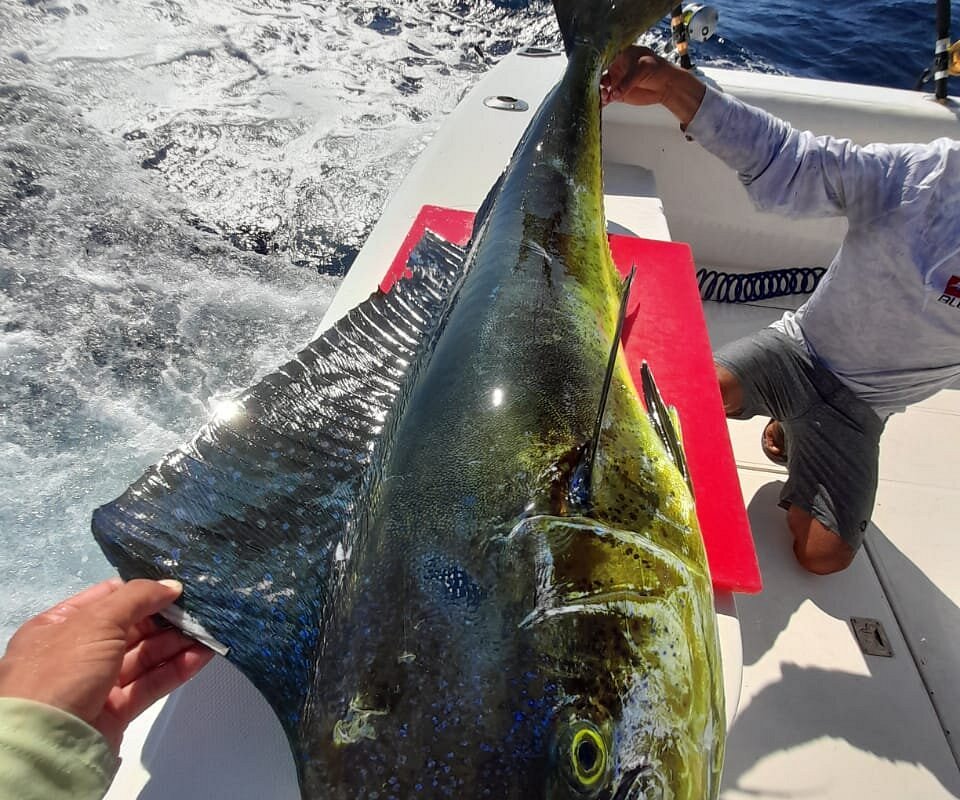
[559, 721, 609, 793]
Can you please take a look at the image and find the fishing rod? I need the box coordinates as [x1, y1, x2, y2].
[916, 0, 959, 100]
[671, 5, 691, 68]
[935, 0, 951, 101]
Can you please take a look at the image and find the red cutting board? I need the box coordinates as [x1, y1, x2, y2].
[381, 205, 761, 594]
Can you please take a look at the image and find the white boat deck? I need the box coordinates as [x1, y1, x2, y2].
[707, 301, 960, 799]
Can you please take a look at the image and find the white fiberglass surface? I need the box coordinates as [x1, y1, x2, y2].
[703, 300, 960, 796]
[721, 471, 960, 799]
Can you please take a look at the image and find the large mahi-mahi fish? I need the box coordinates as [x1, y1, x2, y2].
[92, 0, 725, 796]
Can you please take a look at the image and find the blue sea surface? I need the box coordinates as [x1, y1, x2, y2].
[0, 0, 956, 641]
[699, 0, 958, 90]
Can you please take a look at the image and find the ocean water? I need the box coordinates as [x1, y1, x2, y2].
[694, 0, 958, 90]
[0, 0, 955, 644]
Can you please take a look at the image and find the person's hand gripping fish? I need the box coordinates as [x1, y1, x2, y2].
[600, 44, 706, 128]
[0, 578, 213, 757]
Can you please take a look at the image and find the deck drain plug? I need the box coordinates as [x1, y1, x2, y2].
[851, 617, 894, 657]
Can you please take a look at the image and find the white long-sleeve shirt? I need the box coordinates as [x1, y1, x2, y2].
[686, 86, 960, 418]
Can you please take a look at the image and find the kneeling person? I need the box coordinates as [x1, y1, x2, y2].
[602, 47, 960, 574]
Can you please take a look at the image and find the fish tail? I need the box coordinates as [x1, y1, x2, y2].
[552, 0, 677, 64]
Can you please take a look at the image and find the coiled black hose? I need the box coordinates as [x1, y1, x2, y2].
[696, 266, 825, 303]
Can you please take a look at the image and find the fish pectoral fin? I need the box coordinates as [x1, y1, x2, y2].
[581, 266, 636, 508]
[640, 361, 692, 491]
[92, 230, 469, 741]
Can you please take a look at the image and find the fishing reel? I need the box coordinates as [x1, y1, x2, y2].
[681, 4, 719, 43]
[670, 4, 719, 69]
[915, 40, 960, 95]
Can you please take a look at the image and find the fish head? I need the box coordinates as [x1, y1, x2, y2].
[492, 514, 723, 800]
[304, 511, 719, 799]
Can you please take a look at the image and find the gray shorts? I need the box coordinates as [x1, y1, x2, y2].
[715, 328, 885, 552]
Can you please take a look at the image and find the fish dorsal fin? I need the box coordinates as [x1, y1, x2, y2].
[92, 231, 467, 747]
[641, 361, 692, 490]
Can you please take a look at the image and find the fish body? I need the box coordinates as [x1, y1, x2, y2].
[93, 1, 725, 797]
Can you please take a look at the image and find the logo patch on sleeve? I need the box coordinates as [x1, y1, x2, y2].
[946, 275, 960, 299]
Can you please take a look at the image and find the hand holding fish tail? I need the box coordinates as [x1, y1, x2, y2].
[0, 578, 213, 753]
[601, 45, 706, 127]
